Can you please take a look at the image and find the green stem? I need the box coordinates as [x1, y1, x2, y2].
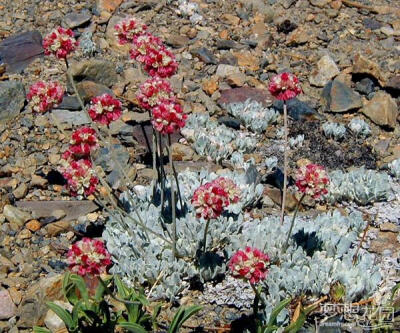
[97, 276, 141, 306]
[168, 134, 177, 259]
[283, 193, 306, 253]
[202, 218, 212, 253]
[250, 283, 260, 319]
[280, 101, 288, 225]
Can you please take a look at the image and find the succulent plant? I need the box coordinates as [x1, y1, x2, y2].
[103, 166, 264, 300]
[326, 167, 392, 205]
[181, 113, 257, 163]
[223, 99, 280, 134]
[322, 122, 346, 140]
[288, 134, 304, 148]
[80, 31, 96, 57]
[388, 158, 400, 178]
[176, 0, 203, 24]
[348, 118, 371, 137]
[227, 210, 381, 323]
[265, 156, 278, 170]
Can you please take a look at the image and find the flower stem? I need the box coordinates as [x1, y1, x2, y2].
[202, 218, 211, 253]
[97, 276, 142, 305]
[250, 283, 260, 319]
[280, 101, 289, 226]
[168, 134, 177, 259]
[283, 193, 305, 253]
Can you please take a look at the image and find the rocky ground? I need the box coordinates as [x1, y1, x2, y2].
[0, 0, 399, 331]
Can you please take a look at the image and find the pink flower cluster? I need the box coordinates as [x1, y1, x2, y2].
[295, 164, 329, 199]
[43, 27, 78, 59]
[62, 159, 99, 197]
[268, 72, 302, 101]
[137, 77, 173, 110]
[26, 81, 64, 113]
[191, 177, 240, 220]
[130, 33, 178, 78]
[62, 127, 99, 160]
[228, 247, 270, 284]
[114, 17, 147, 45]
[67, 237, 111, 276]
[151, 100, 187, 135]
[88, 93, 122, 126]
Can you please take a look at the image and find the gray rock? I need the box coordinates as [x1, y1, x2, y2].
[192, 47, 218, 64]
[197, 90, 218, 114]
[218, 116, 241, 130]
[355, 78, 375, 95]
[3, 205, 32, 230]
[216, 39, 242, 50]
[0, 31, 43, 73]
[0, 81, 25, 121]
[62, 11, 92, 29]
[309, 55, 340, 87]
[216, 64, 240, 78]
[12, 183, 28, 199]
[69, 59, 118, 87]
[322, 79, 362, 112]
[51, 110, 91, 126]
[96, 144, 130, 172]
[0, 290, 17, 320]
[57, 95, 81, 110]
[273, 98, 322, 121]
[218, 87, 273, 107]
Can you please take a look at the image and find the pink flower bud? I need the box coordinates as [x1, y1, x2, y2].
[43, 27, 78, 59]
[27, 81, 64, 113]
[268, 72, 302, 101]
[295, 164, 329, 199]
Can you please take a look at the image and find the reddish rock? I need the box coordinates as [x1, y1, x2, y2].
[0, 290, 17, 320]
[386, 75, 400, 91]
[218, 87, 273, 107]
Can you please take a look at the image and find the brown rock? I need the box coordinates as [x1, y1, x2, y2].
[105, 15, 130, 53]
[30, 174, 48, 188]
[3, 205, 31, 229]
[12, 183, 28, 199]
[96, 0, 123, 13]
[166, 34, 189, 48]
[386, 75, 400, 91]
[226, 72, 246, 87]
[233, 51, 260, 71]
[370, 231, 400, 255]
[380, 223, 399, 232]
[264, 186, 298, 211]
[309, 55, 340, 87]
[45, 221, 72, 237]
[361, 91, 398, 129]
[221, 14, 240, 25]
[353, 54, 386, 86]
[76, 81, 114, 102]
[8, 287, 22, 306]
[218, 87, 273, 107]
[202, 78, 219, 95]
[287, 26, 310, 46]
[330, 0, 342, 9]
[171, 143, 195, 161]
[18, 229, 32, 239]
[25, 220, 41, 232]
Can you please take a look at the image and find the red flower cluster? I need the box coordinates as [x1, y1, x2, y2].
[114, 17, 147, 45]
[151, 100, 187, 135]
[26, 81, 64, 113]
[43, 27, 78, 59]
[268, 72, 302, 101]
[295, 164, 329, 199]
[62, 159, 99, 197]
[62, 127, 99, 160]
[130, 33, 178, 78]
[137, 77, 173, 110]
[229, 247, 270, 284]
[88, 93, 122, 126]
[191, 177, 240, 220]
[67, 237, 111, 276]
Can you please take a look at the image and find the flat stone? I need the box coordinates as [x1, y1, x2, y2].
[355, 77, 375, 95]
[0, 31, 43, 73]
[63, 11, 92, 29]
[380, 222, 399, 232]
[0, 290, 17, 320]
[216, 39, 241, 50]
[54, 95, 81, 110]
[165, 34, 189, 48]
[363, 18, 382, 30]
[15, 200, 98, 221]
[76, 81, 114, 102]
[386, 75, 400, 91]
[352, 54, 386, 86]
[309, 55, 340, 87]
[106, 15, 130, 54]
[171, 143, 195, 161]
[264, 186, 297, 211]
[361, 91, 398, 129]
[12, 183, 28, 199]
[370, 231, 400, 255]
[273, 98, 321, 121]
[287, 26, 310, 46]
[96, 0, 123, 13]
[216, 64, 241, 78]
[0, 81, 25, 121]
[233, 51, 260, 71]
[310, 0, 331, 8]
[69, 59, 118, 87]
[45, 221, 72, 237]
[322, 78, 362, 112]
[218, 87, 273, 107]
[52, 109, 90, 126]
[3, 205, 32, 229]
[192, 47, 218, 65]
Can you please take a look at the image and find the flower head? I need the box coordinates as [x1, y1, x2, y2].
[151, 99, 186, 134]
[88, 94, 122, 125]
[67, 237, 111, 276]
[212, 177, 240, 204]
[137, 77, 173, 110]
[61, 159, 99, 197]
[295, 164, 329, 199]
[268, 72, 302, 101]
[229, 247, 270, 284]
[27, 81, 64, 113]
[114, 17, 147, 45]
[130, 33, 178, 78]
[62, 127, 99, 160]
[43, 27, 78, 59]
